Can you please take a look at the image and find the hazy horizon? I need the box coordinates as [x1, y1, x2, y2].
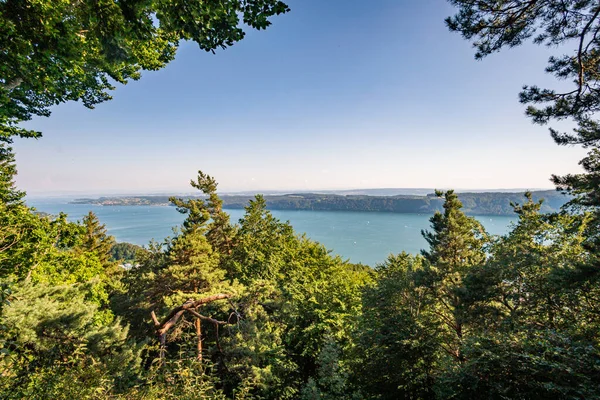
[25, 186, 557, 199]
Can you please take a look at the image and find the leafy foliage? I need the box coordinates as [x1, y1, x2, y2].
[0, 282, 142, 399]
[352, 253, 438, 399]
[0, 0, 289, 140]
[110, 242, 144, 263]
[352, 192, 600, 399]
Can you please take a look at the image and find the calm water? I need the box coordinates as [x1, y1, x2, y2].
[27, 200, 515, 267]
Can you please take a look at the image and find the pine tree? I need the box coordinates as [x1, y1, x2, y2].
[0, 282, 142, 399]
[162, 231, 229, 308]
[224, 195, 296, 282]
[156, 230, 234, 363]
[420, 190, 488, 360]
[553, 148, 600, 277]
[478, 193, 597, 335]
[80, 211, 115, 265]
[0, 144, 23, 207]
[170, 171, 236, 256]
[129, 172, 237, 365]
[447, 0, 600, 286]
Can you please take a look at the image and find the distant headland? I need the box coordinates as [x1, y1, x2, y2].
[71, 190, 569, 216]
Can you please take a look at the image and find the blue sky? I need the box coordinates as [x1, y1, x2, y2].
[14, 0, 586, 194]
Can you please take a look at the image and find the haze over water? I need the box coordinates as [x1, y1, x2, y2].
[29, 200, 515, 266]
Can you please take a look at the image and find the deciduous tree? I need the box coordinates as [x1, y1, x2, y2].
[0, 0, 289, 140]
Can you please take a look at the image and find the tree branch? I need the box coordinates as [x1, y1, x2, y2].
[155, 293, 231, 336]
[1, 78, 23, 92]
[150, 311, 160, 327]
[575, 6, 600, 104]
[187, 309, 229, 325]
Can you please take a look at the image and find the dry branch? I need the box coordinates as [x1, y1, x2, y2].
[151, 293, 233, 363]
[156, 293, 231, 336]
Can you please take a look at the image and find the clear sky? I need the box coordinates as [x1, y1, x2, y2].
[14, 0, 586, 195]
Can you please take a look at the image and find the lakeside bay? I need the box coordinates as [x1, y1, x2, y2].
[28, 200, 515, 266]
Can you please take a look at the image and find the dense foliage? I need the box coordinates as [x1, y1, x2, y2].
[0, 1, 599, 398]
[110, 242, 144, 263]
[3, 157, 598, 398]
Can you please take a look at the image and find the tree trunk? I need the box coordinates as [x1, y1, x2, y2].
[159, 333, 166, 365]
[151, 293, 232, 365]
[195, 317, 202, 362]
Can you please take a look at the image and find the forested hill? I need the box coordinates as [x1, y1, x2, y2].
[71, 190, 569, 215]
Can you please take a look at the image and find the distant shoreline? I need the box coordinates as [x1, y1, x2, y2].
[70, 190, 568, 216]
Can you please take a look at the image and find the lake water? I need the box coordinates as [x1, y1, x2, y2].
[27, 200, 516, 267]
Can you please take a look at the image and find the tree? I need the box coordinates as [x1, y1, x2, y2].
[445, 7, 600, 393]
[300, 336, 354, 400]
[110, 242, 144, 263]
[446, 0, 600, 273]
[123, 177, 296, 398]
[126, 172, 239, 369]
[0, 0, 289, 140]
[352, 253, 438, 400]
[0, 144, 23, 206]
[0, 145, 27, 268]
[128, 228, 235, 365]
[80, 211, 116, 265]
[223, 195, 367, 396]
[446, 1, 600, 140]
[435, 330, 600, 400]
[431, 193, 600, 398]
[0, 282, 143, 399]
[554, 147, 600, 272]
[420, 190, 488, 361]
[224, 195, 296, 282]
[472, 193, 593, 331]
[170, 171, 237, 255]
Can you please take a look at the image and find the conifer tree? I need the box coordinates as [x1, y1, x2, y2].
[170, 171, 236, 256]
[130, 172, 237, 365]
[446, 0, 600, 280]
[472, 193, 597, 334]
[224, 195, 295, 282]
[0, 282, 142, 399]
[420, 190, 488, 360]
[0, 144, 23, 207]
[421, 190, 487, 269]
[80, 211, 115, 265]
[554, 148, 600, 275]
[162, 231, 229, 308]
[435, 195, 600, 398]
